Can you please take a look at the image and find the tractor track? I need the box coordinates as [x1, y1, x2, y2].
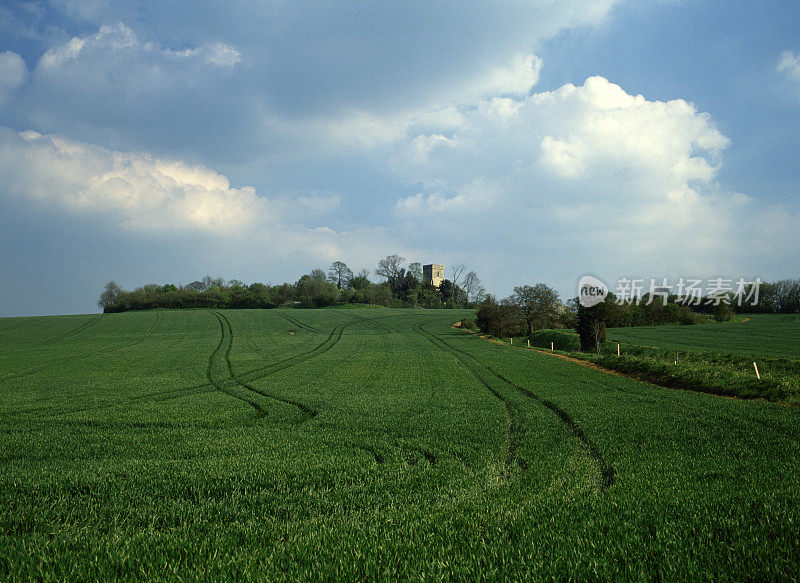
[210, 311, 318, 421]
[272, 310, 321, 333]
[0, 316, 46, 335]
[39, 315, 104, 346]
[0, 311, 162, 385]
[204, 310, 385, 420]
[417, 321, 616, 490]
[414, 322, 521, 469]
[205, 312, 268, 417]
[0, 315, 103, 356]
[227, 311, 392, 385]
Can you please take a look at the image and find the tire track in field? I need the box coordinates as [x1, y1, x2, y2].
[210, 311, 317, 421]
[0, 311, 162, 385]
[0, 315, 102, 356]
[413, 321, 521, 470]
[39, 314, 103, 346]
[272, 310, 321, 333]
[215, 311, 442, 466]
[0, 316, 45, 335]
[229, 313, 366, 385]
[344, 313, 441, 466]
[417, 321, 616, 490]
[206, 311, 268, 417]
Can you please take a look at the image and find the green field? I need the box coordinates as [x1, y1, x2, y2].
[2, 309, 799, 580]
[607, 314, 800, 360]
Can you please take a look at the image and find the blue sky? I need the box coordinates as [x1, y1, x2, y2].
[0, 0, 798, 316]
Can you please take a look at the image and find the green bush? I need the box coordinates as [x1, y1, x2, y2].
[714, 303, 734, 322]
[529, 329, 580, 351]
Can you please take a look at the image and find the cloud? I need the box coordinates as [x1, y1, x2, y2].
[13, 22, 244, 158]
[38, 22, 240, 69]
[2, 3, 624, 165]
[1, 126, 269, 233]
[468, 54, 543, 99]
[778, 51, 800, 81]
[390, 75, 796, 286]
[0, 51, 27, 105]
[0, 126, 393, 274]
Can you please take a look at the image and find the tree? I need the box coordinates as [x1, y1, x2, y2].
[511, 283, 561, 336]
[296, 269, 337, 307]
[449, 264, 467, 306]
[439, 279, 455, 305]
[328, 261, 353, 290]
[714, 303, 734, 322]
[349, 269, 372, 291]
[407, 262, 423, 282]
[462, 271, 482, 304]
[375, 254, 405, 281]
[576, 303, 607, 353]
[450, 264, 466, 288]
[475, 295, 525, 337]
[98, 281, 123, 311]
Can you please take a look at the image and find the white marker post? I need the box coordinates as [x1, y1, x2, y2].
[754, 362, 760, 379]
[527, 339, 530, 348]
[550, 341, 554, 352]
[617, 343, 620, 356]
[510, 337, 513, 345]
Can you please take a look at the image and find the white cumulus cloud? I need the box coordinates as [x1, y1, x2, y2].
[0, 126, 386, 275]
[1, 126, 268, 233]
[390, 75, 796, 285]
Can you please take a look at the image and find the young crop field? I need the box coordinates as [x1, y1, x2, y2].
[607, 314, 800, 359]
[1, 308, 799, 580]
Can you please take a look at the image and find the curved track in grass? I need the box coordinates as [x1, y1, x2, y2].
[416, 320, 616, 490]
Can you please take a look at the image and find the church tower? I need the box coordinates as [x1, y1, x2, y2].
[423, 264, 444, 288]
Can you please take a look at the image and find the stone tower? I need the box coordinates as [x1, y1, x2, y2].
[423, 264, 444, 288]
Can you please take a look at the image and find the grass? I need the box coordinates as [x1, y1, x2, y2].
[607, 313, 800, 360]
[1, 308, 799, 580]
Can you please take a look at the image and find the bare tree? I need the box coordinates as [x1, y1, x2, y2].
[450, 264, 466, 288]
[444, 264, 466, 306]
[375, 254, 405, 281]
[328, 261, 353, 290]
[408, 262, 423, 282]
[462, 271, 482, 303]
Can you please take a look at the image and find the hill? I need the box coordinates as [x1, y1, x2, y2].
[1, 309, 798, 579]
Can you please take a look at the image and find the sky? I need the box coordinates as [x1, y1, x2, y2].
[0, 0, 798, 316]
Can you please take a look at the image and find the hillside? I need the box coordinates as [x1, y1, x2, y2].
[1, 309, 798, 579]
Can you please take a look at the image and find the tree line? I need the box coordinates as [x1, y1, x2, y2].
[472, 278, 798, 353]
[99, 256, 486, 313]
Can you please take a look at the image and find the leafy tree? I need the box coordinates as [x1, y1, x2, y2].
[98, 281, 123, 311]
[714, 303, 734, 322]
[438, 279, 455, 304]
[328, 261, 353, 290]
[475, 296, 525, 337]
[348, 270, 372, 291]
[511, 283, 561, 335]
[296, 269, 337, 307]
[576, 304, 606, 353]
